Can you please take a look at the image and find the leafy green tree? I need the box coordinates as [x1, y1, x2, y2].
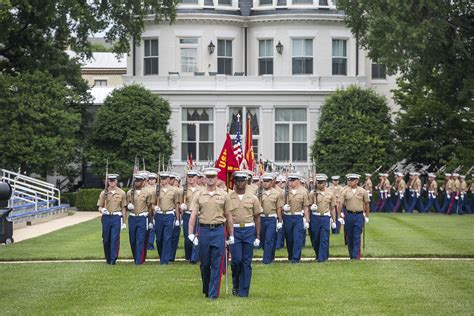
[0, 71, 82, 177]
[337, 0, 473, 169]
[311, 86, 394, 176]
[87, 85, 173, 182]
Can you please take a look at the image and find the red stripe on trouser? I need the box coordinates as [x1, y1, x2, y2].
[140, 230, 149, 264]
[447, 193, 456, 214]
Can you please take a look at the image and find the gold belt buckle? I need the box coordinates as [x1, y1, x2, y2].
[240, 223, 245, 228]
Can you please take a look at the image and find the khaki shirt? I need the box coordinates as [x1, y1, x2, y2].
[127, 188, 152, 214]
[229, 190, 262, 224]
[288, 187, 309, 214]
[145, 184, 157, 201]
[453, 179, 461, 192]
[314, 189, 336, 215]
[328, 185, 343, 202]
[363, 179, 373, 192]
[261, 188, 284, 216]
[158, 186, 180, 210]
[459, 180, 467, 193]
[190, 189, 232, 225]
[247, 183, 259, 197]
[428, 180, 438, 193]
[340, 186, 369, 212]
[97, 188, 127, 212]
[183, 186, 201, 206]
[376, 179, 391, 191]
[445, 179, 454, 192]
[412, 178, 422, 192]
[397, 179, 407, 192]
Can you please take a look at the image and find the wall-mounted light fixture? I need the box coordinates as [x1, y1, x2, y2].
[276, 41, 283, 54]
[208, 41, 215, 54]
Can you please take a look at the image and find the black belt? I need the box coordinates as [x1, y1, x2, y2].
[200, 223, 224, 228]
[347, 210, 363, 214]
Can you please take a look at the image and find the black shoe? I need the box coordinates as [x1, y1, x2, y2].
[232, 289, 238, 296]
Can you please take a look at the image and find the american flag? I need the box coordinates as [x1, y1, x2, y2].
[233, 114, 243, 165]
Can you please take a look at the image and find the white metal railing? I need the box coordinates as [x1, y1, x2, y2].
[1, 169, 61, 211]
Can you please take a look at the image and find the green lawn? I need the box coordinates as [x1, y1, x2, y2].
[1, 213, 473, 261]
[0, 261, 473, 314]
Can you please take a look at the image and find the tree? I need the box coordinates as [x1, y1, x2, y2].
[0, 71, 82, 177]
[311, 85, 394, 176]
[0, 0, 177, 75]
[87, 85, 173, 182]
[337, 0, 474, 169]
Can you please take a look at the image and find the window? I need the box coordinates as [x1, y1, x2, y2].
[94, 79, 107, 87]
[218, 39, 232, 75]
[319, 0, 328, 5]
[218, 0, 232, 5]
[260, 0, 272, 4]
[292, 39, 313, 75]
[182, 108, 214, 161]
[180, 38, 198, 73]
[144, 39, 159, 75]
[292, 0, 313, 4]
[229, 107, 260, 161]
[275, 108, 307, 162]
[372, 63, 386, 79]
[180, 0, 198, 3]
[258, 39, 273, 75]
[332, 39, 347, 75]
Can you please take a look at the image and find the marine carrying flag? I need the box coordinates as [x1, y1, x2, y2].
[233, 115, 243, 165]
[215, 133, 240, 187]
[244, 113, 254, 172]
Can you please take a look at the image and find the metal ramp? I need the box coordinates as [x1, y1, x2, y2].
[1, 169, 69, 224]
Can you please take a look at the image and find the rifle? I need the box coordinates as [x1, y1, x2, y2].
[435, 165, 446, 176]
[104, 159, 109, 208]
[464, 166, 474, 176]
[284, 175, 289, 205]
[372, 165, 383, 175]
[182, 172, 188, 205]
[258, 176, 263, 203]
[156, 156, 162, 208]
[131, 156, 139, 204]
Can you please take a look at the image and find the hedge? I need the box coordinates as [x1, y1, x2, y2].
[75, 189, 102, 212]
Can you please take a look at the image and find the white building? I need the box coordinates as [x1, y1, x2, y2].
[123, 0, 397, 172]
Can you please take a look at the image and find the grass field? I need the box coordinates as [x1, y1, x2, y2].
[1, 261, 473, 314]
[1, 213, 473, 261]
[1, 213, 473, 314]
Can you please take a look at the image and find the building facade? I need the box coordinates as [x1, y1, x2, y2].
[123, 0, 397, 172]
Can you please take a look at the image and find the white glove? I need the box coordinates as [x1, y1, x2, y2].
[127, 203, 134, 211]
[395, 192, 398, 196]
[387, 194, 391, 198]
[276, 222, 283, 231]
[303, 218, 309, 229]
[148, 222, 154, 230]
[364, 216, 369, 224]
[121, 223, 127, 230]
[253, 238, 260, 247]
[447, 193, 451, 199]
[101, 208, 108, 215]
[226, 236, 235, 245]
[154, 205, 161, 212]
[180, 220, 183, 226]
[338, 218, 345, 225]
[340, 212, 345, 218]
[310, 204, 317, 211]
[331, 221, 337, 229]
[174, 219, 180, 227]
[283, 204, 290, 212]
[180, 203, 188, 211]
[400, 193, 404, 198]
[188, 234, 199, 246]
[454, 196, 459, 200]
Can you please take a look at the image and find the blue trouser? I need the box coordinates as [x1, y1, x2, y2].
[183, 212, 200, 262]
[391, 195, 404, 212]
[128, 215, 148, 265]
[310, 214, 330, 262]
[276, 226, 285, 249]
[424, 195, 440, 213]
[171, 221, 180, 261]
[345, 212, 364, 260]
[101, 214, 121, 264]
[155, 212, 174, 264]
[404, 192, 417, 213]
[231, 226, 256, 297]
[260, 217, 277, 264]
[147, 225, 155, 250]
[199, 225, 225, 299]
[331, 207, 341, 234]
[283, 214, 304, 263]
